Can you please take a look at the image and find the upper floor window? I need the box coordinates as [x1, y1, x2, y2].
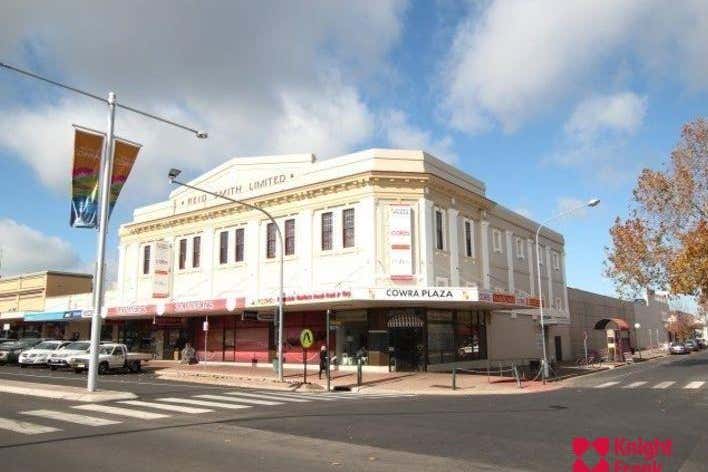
[552, 251, 560, 270]
[321, 212, 333, 251]
[464, 220, 474, 257]
[515, 237, 525, 259]
[285, 219, 295, 256]
[266, 223, 277, 259]
[343, 208, 355, 248]
[192, 236, 201, 268]
[492, 229, 503, 253]
[142, 245, 151, 275]
[219, 231, 228, 265]
[435, 210, 444, 251]
[178, 239, 187, 270]
[235, 228, 244, 262]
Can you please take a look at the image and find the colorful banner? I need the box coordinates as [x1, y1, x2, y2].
[108, 138, 141, 219]
[152, 241, 171, 298]
[70, 127, 104, 228]
[70, 127, 141, 228]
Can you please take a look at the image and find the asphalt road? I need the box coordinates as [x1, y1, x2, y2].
[0, 350, 706, 472]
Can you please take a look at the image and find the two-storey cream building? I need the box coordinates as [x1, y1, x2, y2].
[111, 149, 570, 371]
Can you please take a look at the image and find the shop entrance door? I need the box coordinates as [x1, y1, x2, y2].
[389, 327, 424, 371]
[554, 336, 563, 362]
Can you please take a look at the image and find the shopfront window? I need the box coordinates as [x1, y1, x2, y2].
[456, 311, 487, 361]
[334, 310, 368, 366]
[427, 310, 455, 365]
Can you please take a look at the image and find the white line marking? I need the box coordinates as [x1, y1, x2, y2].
[195, 394, 282, 406]
[623, 381, 648, 389]
[21, 410, 120, 426]
[0, 417, 60, 435]
[73, 404, 169, 419]
[652, 381, 675, 389]
[594, 381, 620, 388]
[225, 392, 310, 403]
[684, 381, 705, 389]
[117, 401, 213, 414]
[254, 392, 337, 401]
[156, 398, 252, 410]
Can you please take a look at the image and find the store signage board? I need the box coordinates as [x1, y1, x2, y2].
[389, 205, 414, 280]
[2, 323, 9, 331]
[152, 241, 171, 298]
[300, 329, 314, 349]
[242, 310, 258, 321]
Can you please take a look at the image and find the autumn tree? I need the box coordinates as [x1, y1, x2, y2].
[605, 118, 707, 303]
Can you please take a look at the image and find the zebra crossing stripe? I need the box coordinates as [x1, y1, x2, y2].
[623, 381, 648, 389]
[0, 417, 60, 435]
[652, 381, 675, 389]
[194, 394, 282, 406]
[684, 381, 705, 389]
[21, 410, 120, 426]
[73, 404, 170, 419]
[594, 381, 620, 388]
[225, 392, 310, 403]
[117, 401, 213, 414]
[257, 392, 337, 401]
[156, 398, 252, 410]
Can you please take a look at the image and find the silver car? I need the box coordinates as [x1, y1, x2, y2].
[669, 342, 689, 355]
[683, 340, 699, 351]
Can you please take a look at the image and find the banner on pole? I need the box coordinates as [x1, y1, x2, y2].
[70, 127, 104, 228]
[152, 241, 171, 299]
[70, 125, 142, 228]
[108, 138, 141, 219]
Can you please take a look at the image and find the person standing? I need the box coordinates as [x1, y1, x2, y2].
[319, 345, 328, 379]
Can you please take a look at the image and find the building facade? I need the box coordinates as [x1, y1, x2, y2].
[0, 271, 93, 339]
[106, 149, 570, 371]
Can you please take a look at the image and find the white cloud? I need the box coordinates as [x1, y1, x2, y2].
[441, 1, 707, 133]
[382, 109, 457, 164]
[565, 92, 647, 142]
[0, 1, 407, 202]
[0, 219, 82, 275]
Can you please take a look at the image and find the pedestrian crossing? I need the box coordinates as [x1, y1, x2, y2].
[593, 380, 705, 390]
[0, 390, 415, 438]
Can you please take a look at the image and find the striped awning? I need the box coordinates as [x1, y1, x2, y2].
[387, 314, 424, 328]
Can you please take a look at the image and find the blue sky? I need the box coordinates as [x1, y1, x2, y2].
[0, 1, 706, 308]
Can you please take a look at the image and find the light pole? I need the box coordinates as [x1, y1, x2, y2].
[168, 169, 286, 382]
[535, 198, 600, 381]
[0, 61, 207, 392]
[634, 322, 642, 359]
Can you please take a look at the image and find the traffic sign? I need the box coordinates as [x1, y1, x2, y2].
[300, 328, 314, 349]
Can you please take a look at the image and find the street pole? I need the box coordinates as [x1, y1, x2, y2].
[534, 198, 600, 383]
[0, 62, 207, 393]
[326, 309, 331, 392]
[87, 91, 116, 392]
[168, 175, 285, 381]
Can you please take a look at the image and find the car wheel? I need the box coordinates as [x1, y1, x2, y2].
[74, 368, 83, 374]
[98, 362, 109, 375]
[20, 364, 26, 368]
[49, 365, 57, 371]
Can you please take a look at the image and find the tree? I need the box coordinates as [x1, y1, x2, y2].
[665, 311, 700, 341]
[605, 118, 707, 303]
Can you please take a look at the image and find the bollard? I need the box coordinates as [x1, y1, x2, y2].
[357, 357, 363, 386]
[452, 367, 457, 390]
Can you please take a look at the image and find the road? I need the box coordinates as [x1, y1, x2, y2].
[0, 350, 706, 472]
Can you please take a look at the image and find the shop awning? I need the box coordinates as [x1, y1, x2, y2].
[387, 313, 424, 328]
[593, 317, 630, 331]
[23, 310, 84, 322]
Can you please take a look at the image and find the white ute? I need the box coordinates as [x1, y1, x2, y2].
[69, 343, 152, 374]
[19, 340, 71, 367]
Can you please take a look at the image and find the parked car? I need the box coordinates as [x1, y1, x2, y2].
[0, 339, 42, 364]
[684, 339, 699, 351]
[18, 340, 71, 367]
[668, 342, 690, 355]
[696, 339, 707, 349]
[47, 340, 92, 370]
[68, 343, 152, 374]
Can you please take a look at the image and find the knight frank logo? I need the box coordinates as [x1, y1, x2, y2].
[572, 437, 672, 472]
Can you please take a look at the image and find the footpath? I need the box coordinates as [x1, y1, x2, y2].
[148, 360, 561, 395]
[0, 379, 136, 402]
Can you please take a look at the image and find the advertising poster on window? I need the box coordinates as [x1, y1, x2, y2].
[152, 241, 171, 299]
[389, 205, 413, 280]
[70, 126, 105, 228]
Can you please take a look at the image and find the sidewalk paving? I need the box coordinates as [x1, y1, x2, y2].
[148, 361, 561, 395]
[0, 379, 137, 402]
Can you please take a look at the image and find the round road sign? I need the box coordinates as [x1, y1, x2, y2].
[300, 328, 314, 349]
